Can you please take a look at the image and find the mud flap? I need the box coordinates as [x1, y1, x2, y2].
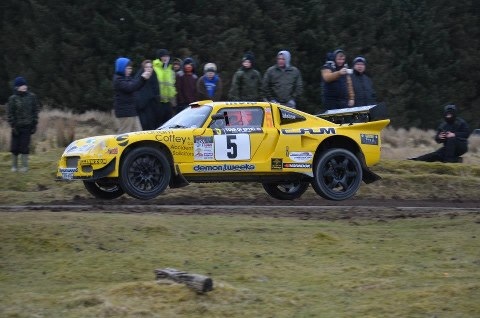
[169, 164, 189, 188]
[362, 167, 381, 184]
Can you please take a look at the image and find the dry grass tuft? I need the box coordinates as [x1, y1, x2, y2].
[0, 107, 117, 152]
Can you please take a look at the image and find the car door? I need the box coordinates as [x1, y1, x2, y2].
[193, 106, 279, 167]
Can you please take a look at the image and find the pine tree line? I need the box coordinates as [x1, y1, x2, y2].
[1, 0, 479, 129]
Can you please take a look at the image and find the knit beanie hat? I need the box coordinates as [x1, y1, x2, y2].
[14, 76, 27, 87]
[242, 52, 255, 63]
[353, 56, 367, 65]
[204, 63, 217, 73]
[156, 49, 170, 58]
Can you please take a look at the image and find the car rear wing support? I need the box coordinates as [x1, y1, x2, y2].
[316, 104, 387, 125]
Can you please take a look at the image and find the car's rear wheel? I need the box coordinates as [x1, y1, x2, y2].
[311, 148, 362, 201]
[120, 147, 171, 200]
[262, 182, 309, 200]
[83, 180, 124, 200]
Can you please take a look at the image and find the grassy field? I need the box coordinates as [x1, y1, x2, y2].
[1, 109, 480, 317]
[1, 212, 479, 318]
[1, 148, 480, 204]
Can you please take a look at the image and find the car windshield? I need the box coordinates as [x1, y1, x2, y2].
[159, 106, 213, 129]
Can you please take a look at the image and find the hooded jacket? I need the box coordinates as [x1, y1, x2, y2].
[228, 66, 262, 101]
[175, 58, 199, 105]
[7, 90, 40, 128]
[321, 49, 354, 109]
[435, 108, 470, 145]
[152, 59, 176, 102]
[262, 50, 303, 103]
[113, 57, 146, 118]
[351, 70, 376, 107]
[197, 74, 223, 101]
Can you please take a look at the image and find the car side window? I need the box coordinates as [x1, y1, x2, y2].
[209, 107, 264, 128]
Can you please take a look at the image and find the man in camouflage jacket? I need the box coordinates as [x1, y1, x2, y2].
[7, 76, 40, 172]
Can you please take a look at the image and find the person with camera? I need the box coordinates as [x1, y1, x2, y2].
[113, 57, 152, 133]
[321, 49, 354, 110]
[409, 105, 470, 163]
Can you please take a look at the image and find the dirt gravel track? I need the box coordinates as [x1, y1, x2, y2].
[1, 197, 479, 221]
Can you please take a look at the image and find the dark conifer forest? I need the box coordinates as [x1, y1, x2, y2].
[1, 0, 479, 128]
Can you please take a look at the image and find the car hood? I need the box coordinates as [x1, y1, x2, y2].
[62, 135, 116, 156]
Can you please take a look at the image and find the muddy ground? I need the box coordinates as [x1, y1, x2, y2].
[2, 195, 479, 221]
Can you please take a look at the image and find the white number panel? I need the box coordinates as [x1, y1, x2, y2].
[214, 134, 250, 160]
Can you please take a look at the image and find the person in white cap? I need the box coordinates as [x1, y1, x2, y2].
[197, 62, 223, 101]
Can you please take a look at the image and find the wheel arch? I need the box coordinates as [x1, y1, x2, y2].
[314, 136, 362, 163]
[313, 136, 380, 184]
[120, 140, 174, 169]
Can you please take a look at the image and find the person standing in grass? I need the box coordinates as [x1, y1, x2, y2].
[134, 60, 160, 130]
[7, 76, 40, 172]
[152, 49, 176, 125]
[113, 57, 152, 133]
[262, 50, 303, 108]
[197, 63, 223, 101]
[175, 57, 198, 113]
[321, 49, 354, 110]
[351, 56, 377, 107]
[228, 52, 262, 101]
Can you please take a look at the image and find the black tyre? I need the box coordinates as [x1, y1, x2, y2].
[311, 148, 362, 201]
[262, 182, 309, 200]
[120, 147, 171, 200]
[83, 180, 124, 200]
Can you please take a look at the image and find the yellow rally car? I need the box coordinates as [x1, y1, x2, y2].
[56, 101, 389, 201]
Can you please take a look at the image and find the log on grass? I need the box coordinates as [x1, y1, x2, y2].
[154, 268, 213, 293]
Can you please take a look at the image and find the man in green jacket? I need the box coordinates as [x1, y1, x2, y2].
[7, 76, 40, 172]
[152, 48, 176, 125]
[262, 50, 303, 109]
[228, 52, 262, 101]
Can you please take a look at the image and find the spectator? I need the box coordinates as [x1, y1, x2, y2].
[152, 49, 176, 124]
[175, 57, 198, 113]
[197, 63, 223, 101]
[228, 52, 262, 101]
[262, 50, 303, 108]
[113, 57, 152, 133]
[7, 76, 40, 172]
[321, 49, 354, 110]
[351, 56, 377, 107]
[135, 60, 161, 130]
[409, 105, 470, 163]
[172, 58, 183, 74]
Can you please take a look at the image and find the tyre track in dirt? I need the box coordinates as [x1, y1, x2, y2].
[0, 201, 479, 221]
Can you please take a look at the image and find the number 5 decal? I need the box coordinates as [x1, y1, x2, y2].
[214, 134, 250, 160]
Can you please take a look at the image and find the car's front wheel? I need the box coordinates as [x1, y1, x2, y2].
[311, 148, 362, 201]
[120, 147, 171, 200]
[262, 182, 309, 200]
[83, 180, 125, 200]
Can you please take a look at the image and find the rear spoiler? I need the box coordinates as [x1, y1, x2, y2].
[316, 104, 387, 124]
